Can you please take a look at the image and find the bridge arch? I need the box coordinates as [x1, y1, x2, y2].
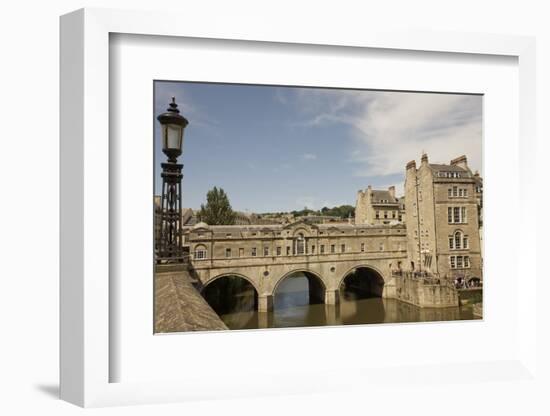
[201, 272, 260, 295]
[338, 264, 386, 299]
[201, 272, 260, 315]
[272, 269, 328, 308]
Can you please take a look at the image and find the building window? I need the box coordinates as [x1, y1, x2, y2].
[450, 255, 471, 269]
[449, 206, 467, 223]
[225, 248, 232, 258]
[341, 244, 346, 253]
[311, 245, 316, 254]
[286, 246, 291, 256]
[450, 231, 469, 250]
[454, 232, 462, 249]
[330, 244, 335, 253]
[320, 245, 325, 254]
[264, 246, 269, 256]
[276, 246, 281, 256]
[361, 243, 365, 252]
[448, 188, 452, 198]
[252, 247, 257, 257]
[226, 233, 232, 238]
[384, 211, 388, 219]
[194, 248, 207, 260]
[239, 248, 244, 257]
[453, 207, 460, 223]
[392, 211, 396, 218]
[379, 243, 384, 251]
[375, 211, 380, 219]
[295, 233, 305, 255]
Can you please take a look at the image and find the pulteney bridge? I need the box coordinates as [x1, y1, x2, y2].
[185, 219, 410, 312]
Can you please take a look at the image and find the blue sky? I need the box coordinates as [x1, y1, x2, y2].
[154, 81, 482, 213]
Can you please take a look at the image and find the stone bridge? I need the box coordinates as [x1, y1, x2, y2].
[189, 251, 406, 312]
[185, 220, 410, 311]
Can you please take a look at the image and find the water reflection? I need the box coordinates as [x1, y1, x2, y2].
[212, 273, 479, 330]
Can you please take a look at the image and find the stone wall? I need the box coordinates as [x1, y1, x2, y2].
[394, 275, 459, 308]
[154, 269, 228, 333]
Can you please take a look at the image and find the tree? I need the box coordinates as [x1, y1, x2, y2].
[197, 187, 236, 225]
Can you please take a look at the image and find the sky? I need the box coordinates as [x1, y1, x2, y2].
[154, 81, 482, 214]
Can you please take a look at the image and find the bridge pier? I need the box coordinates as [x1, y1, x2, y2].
[324, 289, 340, 306]
[325, 304, 340, 326]
[258, 294, 274, 312]
[258, 311, 273, 329]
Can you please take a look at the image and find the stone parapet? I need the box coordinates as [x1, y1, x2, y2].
[154, 269, 228, 333]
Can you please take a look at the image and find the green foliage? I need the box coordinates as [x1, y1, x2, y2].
[197, 186, 236, 225]
[321, 205, 355, 218]
[260, 204, 355, 219]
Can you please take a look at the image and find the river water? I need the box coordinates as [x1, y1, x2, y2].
[216, 274, 480, 330]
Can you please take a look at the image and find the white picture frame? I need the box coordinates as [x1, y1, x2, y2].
[60, 8, 539, 408]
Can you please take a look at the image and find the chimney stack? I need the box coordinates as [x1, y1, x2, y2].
[421, 153, 429, 166]
[450, 155, 468, 170]
[388, 186, 395, 199]
[406, 160, 417, 170]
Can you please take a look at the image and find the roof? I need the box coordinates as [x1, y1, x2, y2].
[429, 163, 470, 173]
[371, 190, 398, 204]
[185, 220, 405, 233]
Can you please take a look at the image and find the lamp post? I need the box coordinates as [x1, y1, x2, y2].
[157, 97, 189, 262]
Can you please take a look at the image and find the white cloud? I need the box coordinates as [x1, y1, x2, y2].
[291, 89, 482, 177]
[303, 153, 317, 160]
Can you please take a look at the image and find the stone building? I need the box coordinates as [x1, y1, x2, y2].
[398, 196, 406, 224]
[404, 154, 483, 281]
[355, 185, 401, 225]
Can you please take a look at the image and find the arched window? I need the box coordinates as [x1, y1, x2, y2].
[194, 245, 207, 260]
[449, 231, 469, 250]
[295, 233, 305, 255]
[454, 231, 462, 249]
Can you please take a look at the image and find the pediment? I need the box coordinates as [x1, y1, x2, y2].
[282, 219, 319, 235]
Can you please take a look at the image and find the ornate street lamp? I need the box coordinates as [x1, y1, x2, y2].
[157, 97, 189, 262]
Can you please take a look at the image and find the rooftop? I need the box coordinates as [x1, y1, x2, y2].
[370, 190, 398, 204]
